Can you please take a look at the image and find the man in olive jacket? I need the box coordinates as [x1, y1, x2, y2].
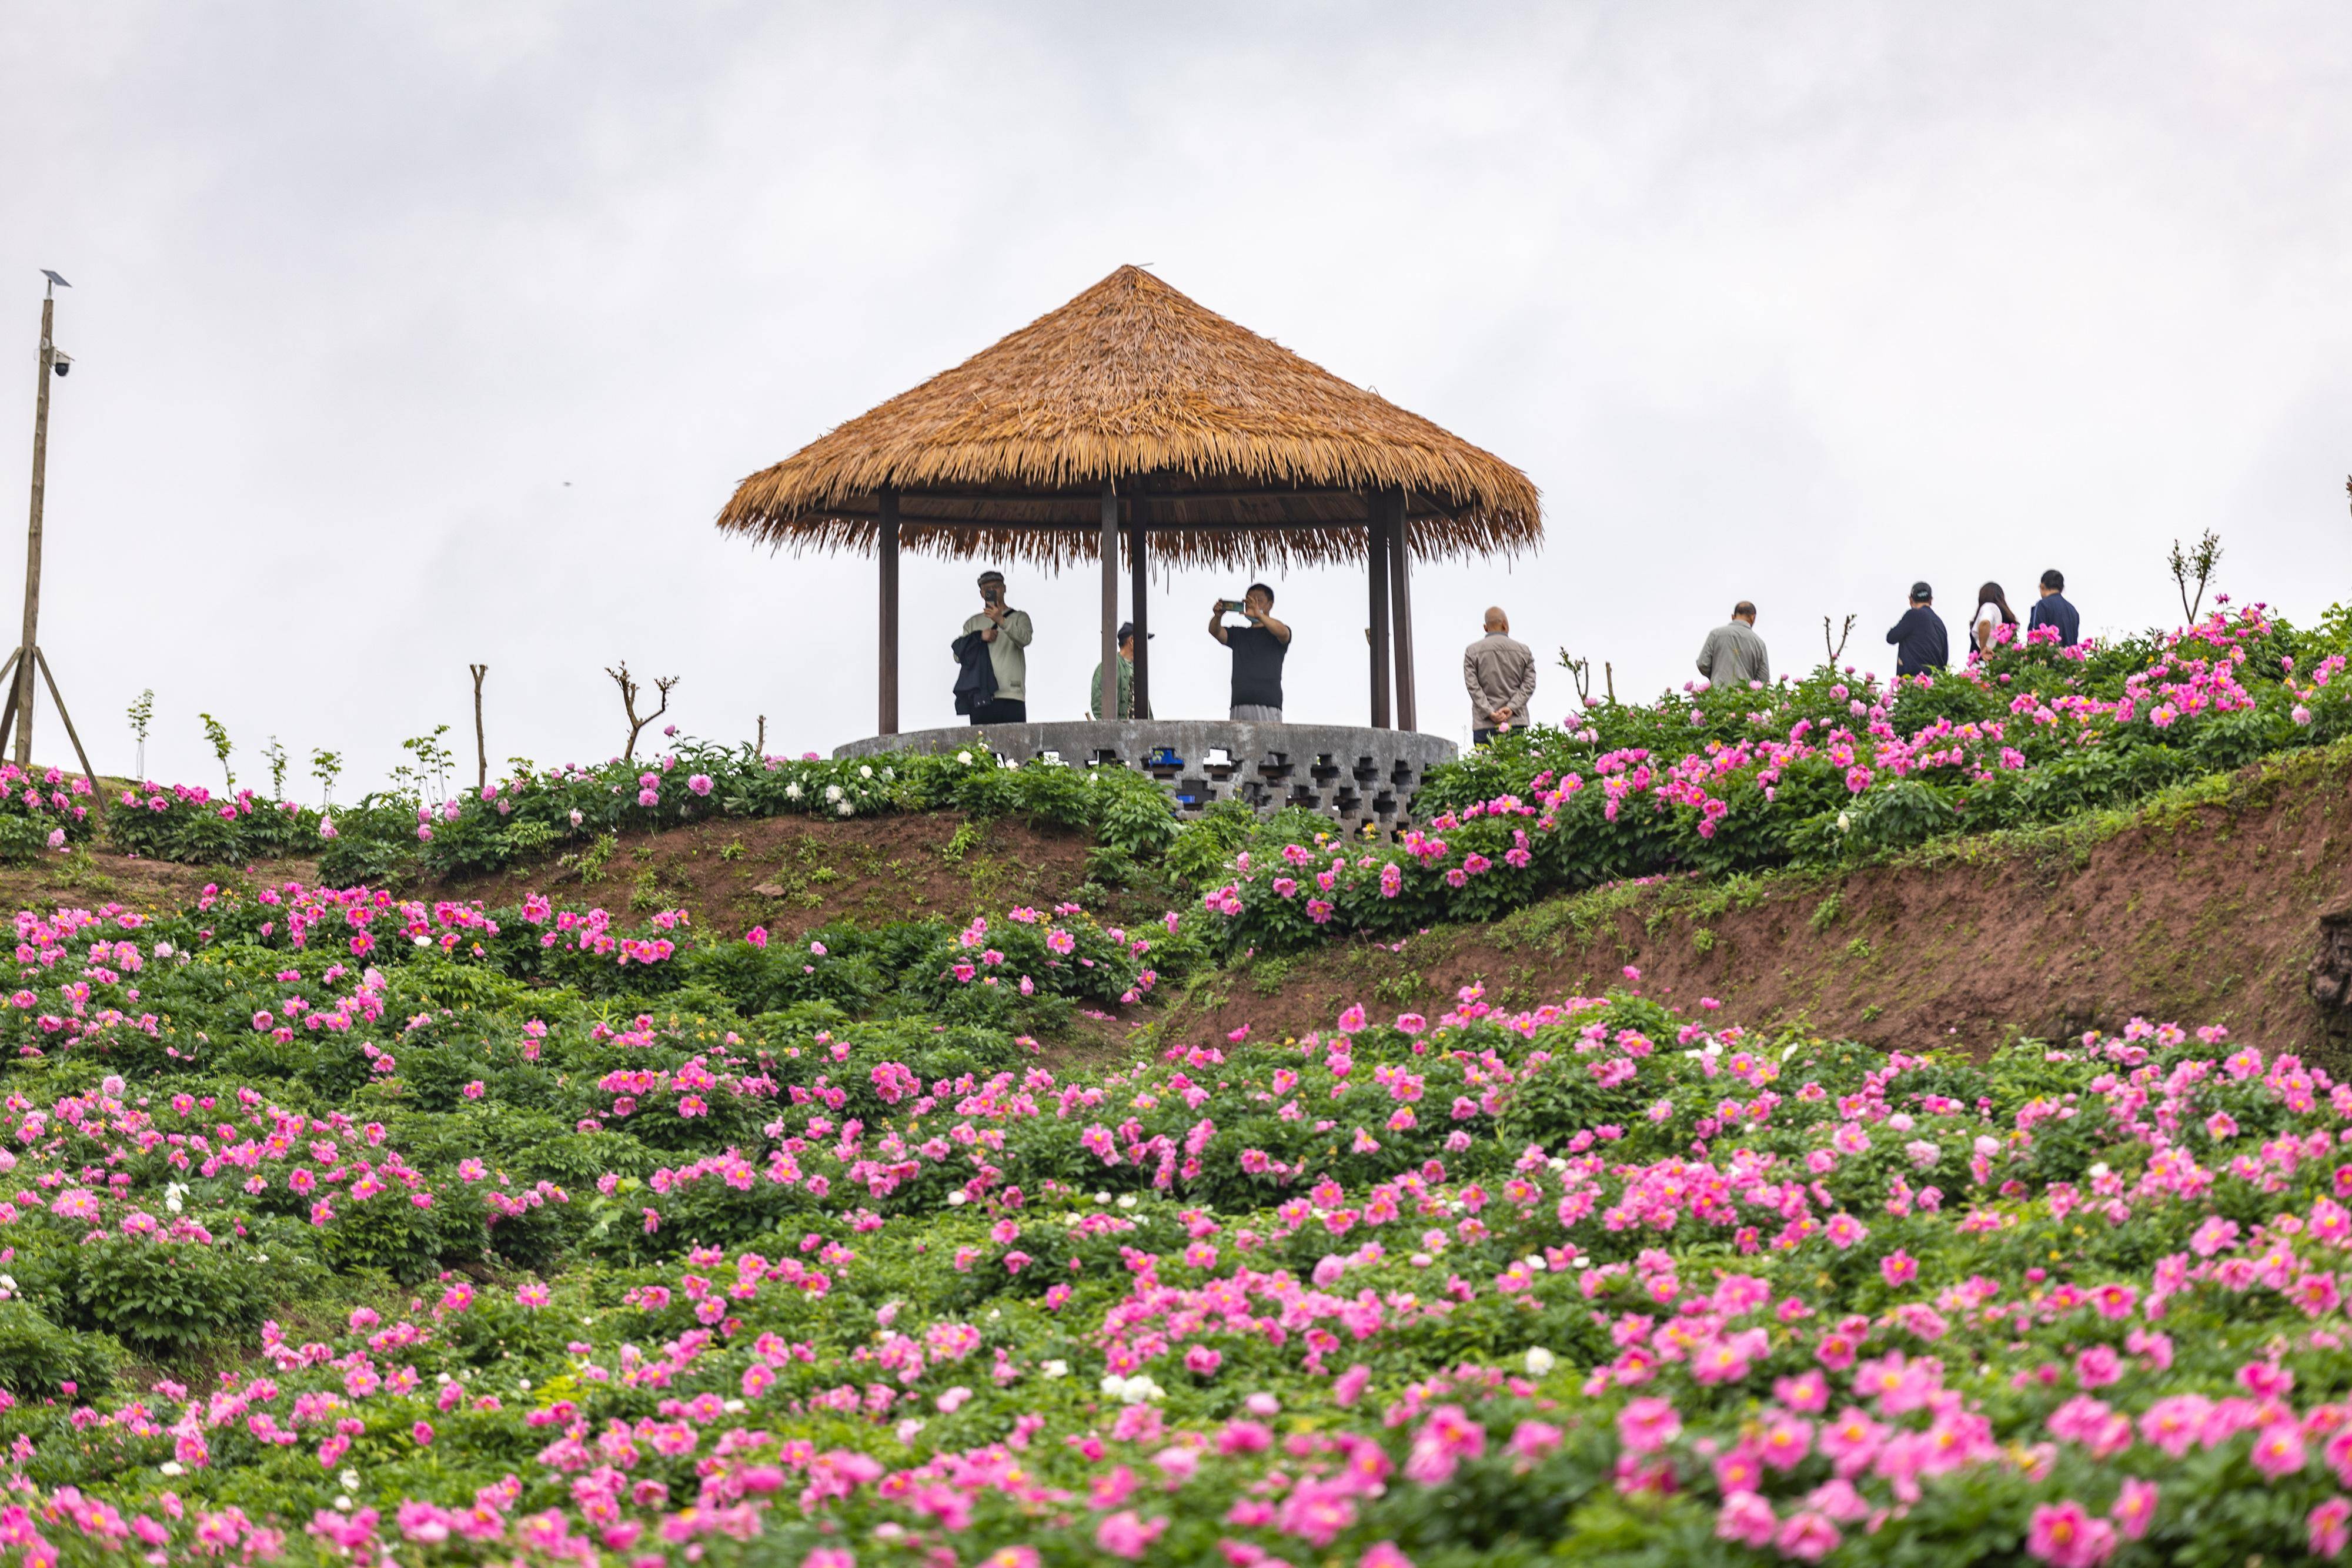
[1464, 607, 1537, 744]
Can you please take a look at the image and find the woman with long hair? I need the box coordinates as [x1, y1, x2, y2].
[1972, 581, 2019, 656]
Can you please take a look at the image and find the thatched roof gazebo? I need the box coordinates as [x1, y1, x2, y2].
[717, 265, 1539, 734]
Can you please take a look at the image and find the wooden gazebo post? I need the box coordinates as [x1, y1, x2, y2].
[877, 487, 900, 735]
[1367, 492, 1394, 728]
[1391, 501, 1419, 731]
[1127, 490, 1150, 718]
[1099, 479, 1118, 725]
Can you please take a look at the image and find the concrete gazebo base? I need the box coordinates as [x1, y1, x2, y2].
[835, 721, 1458, 831]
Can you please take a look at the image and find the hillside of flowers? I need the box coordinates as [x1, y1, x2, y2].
[1200, 599, 2352, 949]
[0, 855, 2335, 1563]
[5, 601, 2341, 977]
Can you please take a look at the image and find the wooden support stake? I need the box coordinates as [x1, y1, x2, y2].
[1605, 661, 1616, 703]
[757, 714, 766, 755]
[33, 648, 99, 814]
[0, 647, 22, 760]
[470, 664, 488, 792]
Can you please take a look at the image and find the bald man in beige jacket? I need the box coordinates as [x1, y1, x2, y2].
[1464, 607, 1537, 744]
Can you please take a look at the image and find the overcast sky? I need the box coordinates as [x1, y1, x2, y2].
[3, 2, 2348, 797]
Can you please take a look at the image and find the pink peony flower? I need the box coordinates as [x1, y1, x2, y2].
[2026, 1500, 2116, 1567]
[1617, 1396, 1682, 1455]
[1716, 1491, 1777, 1548]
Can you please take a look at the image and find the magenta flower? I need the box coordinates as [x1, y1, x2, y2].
[1093, 1511, 1167, 1560]
[2110, 1478, 2158, 1542]
[2250, 1421, 2307, 1480]
[1776, 1511, 1841, 1562]
[2025, 1500, 2114, 1567]
[1616, 1396, 1681, 1455]
[1716, 1491, 1777, 1548]
[2312, 1499, 2351, 1559]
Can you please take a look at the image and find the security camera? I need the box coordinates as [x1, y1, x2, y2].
[49, 352, 69, 378]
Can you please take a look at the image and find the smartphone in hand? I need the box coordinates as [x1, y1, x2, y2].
[1217, 599, 1245, 614]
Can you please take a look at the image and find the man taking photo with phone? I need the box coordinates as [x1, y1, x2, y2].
[957, 570, 1033, 724]
[1208, 583, 1291, 722]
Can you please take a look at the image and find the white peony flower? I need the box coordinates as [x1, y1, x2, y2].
[1041, 1359, 1069, 1379]
[1525, 1346, 1557, 1377]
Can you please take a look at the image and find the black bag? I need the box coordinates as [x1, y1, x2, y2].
[951, 631, 998, 716]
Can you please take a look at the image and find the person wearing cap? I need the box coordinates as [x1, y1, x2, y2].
[960, 570, 1033, 724]
[1696, 601, 1770, 689]
[1464, 607, 1536, 745]
[1886, 581, 1949, 678]
[1091, 622, 1148, 720]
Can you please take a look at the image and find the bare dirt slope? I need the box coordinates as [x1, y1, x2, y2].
[411, 813, 1098, 939]
[0, 813, 1098, 943]
[1164, 750, 2352, 1065]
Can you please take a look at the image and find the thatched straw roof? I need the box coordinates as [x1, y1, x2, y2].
[714, 265, 1541, 570]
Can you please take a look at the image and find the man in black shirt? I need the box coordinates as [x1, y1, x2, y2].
[1886, 581, 1949, 678]
[1208, 583, 1291, 721]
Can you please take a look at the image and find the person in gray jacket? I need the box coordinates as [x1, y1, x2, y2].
[1464, 607, 1537, 744]
[1696, 601, 1770, 688]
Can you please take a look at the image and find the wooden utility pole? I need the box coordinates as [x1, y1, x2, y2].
[13, 286, 56, 767]
[0, 274, 99, 799]
[470, 664, 489, 791]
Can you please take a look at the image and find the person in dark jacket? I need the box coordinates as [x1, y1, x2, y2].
[1886, 581, 1949, 678]
[2028, 568, 2081, 647]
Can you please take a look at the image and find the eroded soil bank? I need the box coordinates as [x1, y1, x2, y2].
[1164, 752, 2352, 1066]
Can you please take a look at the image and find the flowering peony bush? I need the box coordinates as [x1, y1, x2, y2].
[312, 742, 1182, 885]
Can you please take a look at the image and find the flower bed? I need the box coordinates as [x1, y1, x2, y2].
[0, 855, 2333, 1565]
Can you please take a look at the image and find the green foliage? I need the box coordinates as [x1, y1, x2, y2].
[60, 1236, 311, 1353]
[198, 711, 234, 787]
[0, 1300, 123, 1398]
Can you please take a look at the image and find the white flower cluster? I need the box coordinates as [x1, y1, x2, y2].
[1098, 1373, 1165, 1405]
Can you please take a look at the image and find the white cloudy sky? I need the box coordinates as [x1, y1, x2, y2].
[3, 2, 2348, 795]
